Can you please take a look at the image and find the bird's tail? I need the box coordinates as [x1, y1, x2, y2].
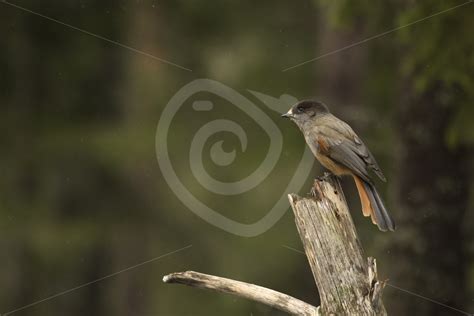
[353, 176, 396, 232]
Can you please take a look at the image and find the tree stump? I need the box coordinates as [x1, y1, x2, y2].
[163, 174, 387, 315]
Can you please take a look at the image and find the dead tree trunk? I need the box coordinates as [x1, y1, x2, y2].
[291, 175, 386, 315]
[163, 175, 387, 315]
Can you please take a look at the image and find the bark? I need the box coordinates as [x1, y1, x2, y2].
[289, 176, 386, 315]
[386, 85, 470, 315]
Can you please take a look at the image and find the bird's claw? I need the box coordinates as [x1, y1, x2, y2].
[317, 172, 334, 181]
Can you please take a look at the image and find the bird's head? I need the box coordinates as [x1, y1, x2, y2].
[281, 99, 330, 126]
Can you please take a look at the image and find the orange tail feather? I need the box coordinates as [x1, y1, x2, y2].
[353, 175, 376, 224]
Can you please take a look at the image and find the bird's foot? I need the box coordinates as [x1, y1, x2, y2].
[309, 186, 317, 197]
[317, 172, 334, 181]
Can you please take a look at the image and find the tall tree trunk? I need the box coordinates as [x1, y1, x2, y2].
[388, 84, 470, 315]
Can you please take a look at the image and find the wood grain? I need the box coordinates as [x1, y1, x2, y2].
[163, 174, 387, 315]
[163, 271, 320, 315]
[289, 174, 386, 315]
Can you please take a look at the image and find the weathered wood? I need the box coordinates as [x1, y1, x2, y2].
[163, 174, 388, 315]
[163, 271, 320, 315]
[288, 174, 386, 315]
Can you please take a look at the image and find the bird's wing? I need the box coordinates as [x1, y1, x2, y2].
[354, 137, 386, 182]
[318, 120, 386, 183]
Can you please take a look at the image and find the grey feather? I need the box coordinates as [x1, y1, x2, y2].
[317, 116, 386, 182]
[362, 181, 396, 232]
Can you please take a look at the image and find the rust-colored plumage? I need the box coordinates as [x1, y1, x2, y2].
[282, 100, 395, 232]
[353, 175, 375, 223]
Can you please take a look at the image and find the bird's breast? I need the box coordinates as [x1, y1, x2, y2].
[314, 151, 349, 176]
[305, 133, 350, 176]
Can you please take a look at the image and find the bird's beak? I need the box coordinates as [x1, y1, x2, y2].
[281, 110, 293, 119]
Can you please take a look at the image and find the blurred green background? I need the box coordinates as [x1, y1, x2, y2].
[1, 1, 473, 315]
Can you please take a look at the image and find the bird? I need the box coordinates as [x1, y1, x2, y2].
[282, 99, 395, 232]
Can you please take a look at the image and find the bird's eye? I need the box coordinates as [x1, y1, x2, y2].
[296, 106, 304, 113]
